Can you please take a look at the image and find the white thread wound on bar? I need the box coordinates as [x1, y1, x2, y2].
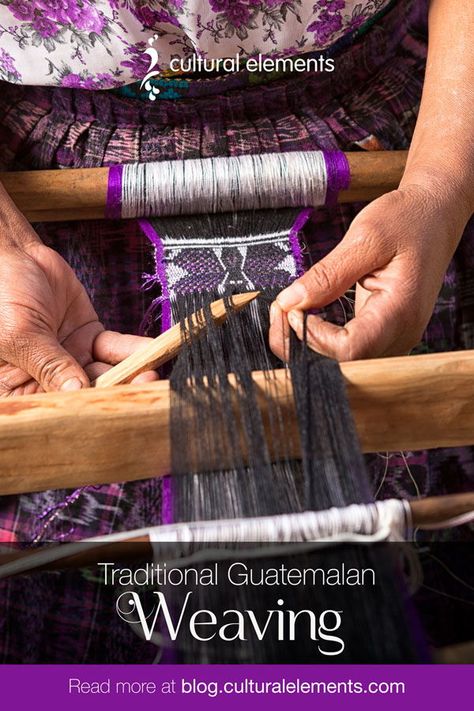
[147, 499, 409, 545]
[121, 151, 328, 218]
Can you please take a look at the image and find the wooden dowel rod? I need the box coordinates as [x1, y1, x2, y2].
[0, 151, 407, 222]
[0, 349, 473, 496]
[341, 151, 407, 198]
[0, 166, 109, 219]
[410, 493, 474, 526]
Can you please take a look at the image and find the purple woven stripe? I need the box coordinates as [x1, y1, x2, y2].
[323, 151, 351, 206]
[142, 218, 175, 657]
[138, 219, 173, 530]
[160, 478, 173, 525]
[289, 207, 313, 277]
[105, 164, 124, 219]
[138, 219, 172, 331]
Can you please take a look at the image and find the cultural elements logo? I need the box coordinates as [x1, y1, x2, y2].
[140, 35, 161, 101]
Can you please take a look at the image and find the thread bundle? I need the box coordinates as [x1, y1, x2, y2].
[107, 151, 350, 219]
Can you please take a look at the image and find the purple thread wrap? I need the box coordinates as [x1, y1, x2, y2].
[289, 207, 313, 277]
[322, 150, 350, 206]
[105, 164, 124, 219]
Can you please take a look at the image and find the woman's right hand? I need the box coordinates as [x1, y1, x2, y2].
[0, 189, 158, 396]
[269, 181, 470, 362]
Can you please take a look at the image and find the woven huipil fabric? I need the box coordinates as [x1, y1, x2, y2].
[0, 0, 394, 88]
[0, 0, 472, 661]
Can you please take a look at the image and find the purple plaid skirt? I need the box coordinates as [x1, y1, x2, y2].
[0, 0, 473, 661]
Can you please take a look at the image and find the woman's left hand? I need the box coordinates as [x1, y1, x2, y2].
[269, 183, 470, 361]
[0, 238, 159, 396]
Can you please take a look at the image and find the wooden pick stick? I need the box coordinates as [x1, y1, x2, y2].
[93, 291, 260, 388]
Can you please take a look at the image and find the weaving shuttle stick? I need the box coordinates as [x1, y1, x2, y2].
[0, 494, 473, 577]
[0, 151, 408, 222]
[93, 291, 260, 388]
[0, 350, 474, 495]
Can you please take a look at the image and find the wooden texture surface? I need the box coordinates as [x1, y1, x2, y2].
[0, 349, 473, 495]
[410, 492, 474, 526]
[0, 151, 408, 222]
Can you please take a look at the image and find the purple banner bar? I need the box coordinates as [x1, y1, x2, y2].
[0, 664, 469, 710]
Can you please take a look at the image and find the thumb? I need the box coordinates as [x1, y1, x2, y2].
[19, 335, 90, 392]
[276, 231, 384, 312]
[286, 290, 401, 361]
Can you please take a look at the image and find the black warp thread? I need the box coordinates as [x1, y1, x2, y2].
[289, 323, 372, 510]
[167, 297, 423, 663]
[170, 291, 301, 520]
[162, 212, 425, 663]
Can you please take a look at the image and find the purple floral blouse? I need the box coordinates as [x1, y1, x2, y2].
[0, 1, 392, 88]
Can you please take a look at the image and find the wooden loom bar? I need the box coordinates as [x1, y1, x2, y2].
[0, 349, 473, 496]
[0, 151, 408, 222]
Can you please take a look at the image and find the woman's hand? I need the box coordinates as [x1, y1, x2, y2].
[0, 202, 158, 396]
[269, 183, 470, 361]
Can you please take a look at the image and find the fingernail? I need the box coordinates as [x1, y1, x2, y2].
[277, 282, 307, 310]
[269, 302, 278, 325]
[288, 310, 303, 330]
[60, 377, 83, 392]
